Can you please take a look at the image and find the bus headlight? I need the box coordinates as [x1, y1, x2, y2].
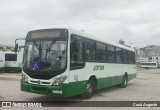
[22, 74, 28, 82]
[52, 76, 67, 86]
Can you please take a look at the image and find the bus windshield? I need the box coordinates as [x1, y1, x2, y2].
[23, 40, 67, 71]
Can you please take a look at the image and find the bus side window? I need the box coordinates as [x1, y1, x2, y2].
[70, 35, 84, 70]
[132, 52, 136, 64]
[122, 49, 128, 63]
[128, 51, 133, 64]
[107, 45, 116, 62]
[96, 42, 106, 61]
[116, 48, 122, 63]
[85, 40, 95, 61]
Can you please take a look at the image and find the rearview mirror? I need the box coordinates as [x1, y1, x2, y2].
[15, 44, 18, 52]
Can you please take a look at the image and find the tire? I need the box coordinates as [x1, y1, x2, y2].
[120, 75, 128, 88]
[81, 80, 95, 99]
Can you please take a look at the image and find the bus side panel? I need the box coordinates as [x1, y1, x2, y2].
[128, 73, 136, 81]
[96, 77, 111, 90]
[110, 76, 121, 86]
[68, 63, 136, 96]
[96, 75, 123, 90]
[67, 80, 87, 97]
[96, 63, 136, 89]
[68, 68, 88, 96]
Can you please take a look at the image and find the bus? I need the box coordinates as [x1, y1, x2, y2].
[5, 52, 23, 72]
[140, 61, 158, 68]
[21, 28, 136, 99]
[0, 51, 5, 72]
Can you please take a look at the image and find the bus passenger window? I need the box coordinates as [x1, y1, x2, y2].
[96, 42, 106, 61]
[70, 35, 84, 70]
[116, 48, 122, 63]
[128, 51, 133, 64]
[107, 45, 116, 62]
[85, 40, 95, 61]
[122, 49, 128, 63]
[132, 52, 135, 63]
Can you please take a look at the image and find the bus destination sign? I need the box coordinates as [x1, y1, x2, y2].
[31, 31, 61, 39]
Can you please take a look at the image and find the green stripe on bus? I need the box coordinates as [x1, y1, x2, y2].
[5, 67, 22, 72]
[0, 67, 5, 72]
[21, 74, 136, 97]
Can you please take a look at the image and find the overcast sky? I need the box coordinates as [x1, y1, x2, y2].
[0, 0, 160, 47]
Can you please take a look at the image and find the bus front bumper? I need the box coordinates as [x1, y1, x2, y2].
[20, 80, 69, 97]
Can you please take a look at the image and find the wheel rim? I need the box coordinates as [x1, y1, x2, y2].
[86, 83, 93, 96]
[124, 77, 127, 86]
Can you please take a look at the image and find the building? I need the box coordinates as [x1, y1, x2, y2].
[140, 45, 160, 62]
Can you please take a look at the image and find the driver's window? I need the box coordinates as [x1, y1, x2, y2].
[70, 35, 84, 70]
[26, 44, 33, 67]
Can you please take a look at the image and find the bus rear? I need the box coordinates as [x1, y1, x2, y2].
[4, 52, 23, 72]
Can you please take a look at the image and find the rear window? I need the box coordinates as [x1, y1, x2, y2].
[5, 54, 17, 61]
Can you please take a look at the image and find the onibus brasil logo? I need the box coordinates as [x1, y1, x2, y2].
[2, 102, 42, 107]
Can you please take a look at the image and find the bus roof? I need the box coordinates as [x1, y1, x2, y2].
[28, 28, 135, 52]
[67, 28, 135, 52]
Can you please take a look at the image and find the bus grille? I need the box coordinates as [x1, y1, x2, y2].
[30, 80, 50, 85]
[31, 86, 47, 92]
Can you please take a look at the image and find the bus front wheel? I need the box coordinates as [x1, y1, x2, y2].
[120, 75, 128, 88]
[81, 80, 94, 99]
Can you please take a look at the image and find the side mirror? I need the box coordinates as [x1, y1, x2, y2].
[15, 44, 18, 52]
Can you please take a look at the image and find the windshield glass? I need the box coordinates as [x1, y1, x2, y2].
[23, 40, 67, 71]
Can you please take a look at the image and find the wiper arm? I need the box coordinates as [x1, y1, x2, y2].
[47, 40, 56, 51]
[44, 40, 56, 64]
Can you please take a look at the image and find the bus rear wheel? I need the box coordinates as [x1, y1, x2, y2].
[120, 75, 128, 88]
[81, 80, 94, 99]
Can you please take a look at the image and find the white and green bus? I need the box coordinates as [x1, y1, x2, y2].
[140, 61, 158, 68]
[21, 28, 136, 98]
[4, 52, 23, 72]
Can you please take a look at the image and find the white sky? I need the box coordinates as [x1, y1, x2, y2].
[0, 0, 160, 47]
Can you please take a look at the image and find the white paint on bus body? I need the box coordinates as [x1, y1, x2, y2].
[0, 51, 5, 70]
[4, 52, 23, 69]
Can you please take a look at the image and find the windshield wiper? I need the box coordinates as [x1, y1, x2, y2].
[47, 40, 56, 51]
[44, 40, 56, 64]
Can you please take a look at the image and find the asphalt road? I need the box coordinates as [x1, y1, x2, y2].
[0, 69, 160, 110]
